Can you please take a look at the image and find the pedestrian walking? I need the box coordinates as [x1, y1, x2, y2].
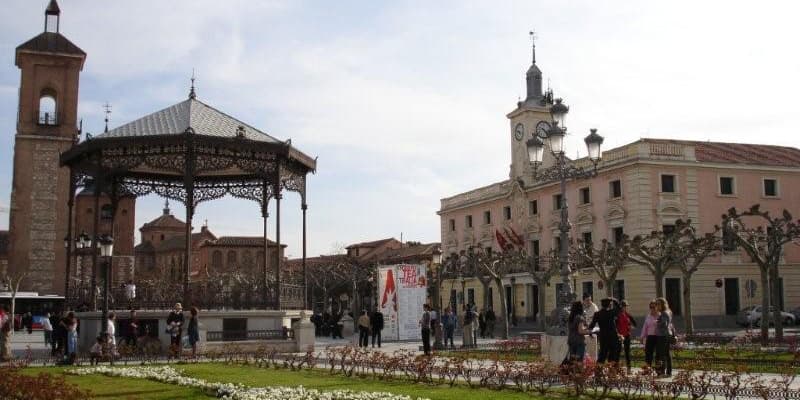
[420, 304, 432, 355]
[370, 309, 384, 348]
[50, 311, 62, 356]
[583, 294, 599, 324]
[42, 312, 53, 347]
[442, 308, 456, 349]
[167, 303, 184, 358]
[567, 301, 590, 363]
[63, 311, 78, 364]
[640, 300, 658, 367]
[124, 309, 139, 348]
[462, 305, 475, 348]
[357, 310, 370, 348]
[188, 307, 200, 358]
[588, 297, 621, 364]
[485, 307, 496, 339]
[23, 312, 33, 334]
[616, 300, 637, 372]
[654, 297, 673, 377]
[106, 311, 118, 359]
[0, 305, 10, 361]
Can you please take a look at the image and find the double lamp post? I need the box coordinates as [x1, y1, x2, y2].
[65, 232, 114, 332]
[525, 98, 605, 335]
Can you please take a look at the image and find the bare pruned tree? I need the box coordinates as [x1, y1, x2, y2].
[723, 205, 800, 342]
[673, 219, 720, 335]
[572, 238, 631, 298]
[628, 229, 684, 299]
[0, 272, 27, 335]
[520, 249, 559, 331]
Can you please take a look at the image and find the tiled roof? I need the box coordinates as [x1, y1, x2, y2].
[0, 230, 9, 256]
[694, 141, 800, 167]
[642, 139, 800, 167]
[345, 238, 397, 249]
[141, 214, 185, 230]
[204, 236, 279, 247]
[97, 98, 280, 143]
[380, 243, 440, 263]
[16, 32, 86, 58]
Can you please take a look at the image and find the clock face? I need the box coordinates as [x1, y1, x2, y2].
[535, 121, 552, 138]
[514, 123, 524, 141]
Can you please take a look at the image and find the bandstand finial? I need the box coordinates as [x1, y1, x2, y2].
[189, 69, 197, 99]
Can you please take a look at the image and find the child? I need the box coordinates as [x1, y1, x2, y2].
[90, 336, 103, 365]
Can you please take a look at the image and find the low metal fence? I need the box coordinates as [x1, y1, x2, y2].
[206, 329, 293, 342]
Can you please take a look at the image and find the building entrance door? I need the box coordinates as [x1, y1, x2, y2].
[530, 285, 540, 321]
[665, 278, 682, 316]
[724, 278, 740, 316]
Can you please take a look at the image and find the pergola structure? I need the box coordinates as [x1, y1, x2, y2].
[60, 89, 316, 310]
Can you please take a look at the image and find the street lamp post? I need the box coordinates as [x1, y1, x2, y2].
[430, 248, 443, 349]
[526, 98, 604, 335]
[98, 234, 114, 334]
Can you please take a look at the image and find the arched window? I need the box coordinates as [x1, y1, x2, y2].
[38, 90, 57, 125]
[256, 251, 265, 268]
[227, 250, 237, 267]
[212, 250, 223, 269]
[242, 250, 253, 268]
[100, 204, 113, 220]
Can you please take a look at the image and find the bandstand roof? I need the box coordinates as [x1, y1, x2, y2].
[99, 98, 280, 143]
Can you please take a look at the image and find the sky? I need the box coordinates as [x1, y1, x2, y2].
[1, 1, 799, 258]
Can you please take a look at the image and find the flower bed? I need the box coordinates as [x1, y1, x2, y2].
[67, 365, 430, 400]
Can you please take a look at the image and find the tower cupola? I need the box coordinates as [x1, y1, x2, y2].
[45, 0, 60, 33]
[525, 32, 543, 102]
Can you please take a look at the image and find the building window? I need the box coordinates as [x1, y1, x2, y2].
[466, 215, 473, 228]
[722, 227, 737, 251]
[485, 247, 493, 256]
[484, 210, 492, 225]
[467, 288, 475, 306]
[580, 187, 591, 205]
[582, 231, 593, 246]
[449, 219, 455, 231]
[160, 234, 165, 241]
[529, 200, 538, 215]
[610, 180, 622, 198]
[227, 250, 237, 267]
[719, 177, 735, 195]
[488, 287, 494, 309]
[503, 206, 512, 220]
[531, 240, 540, 270]
[613, 280, 626, 300]
[582, 281, 593, 299]
[450, 289, 457, 308]
[100, 204, 113, 220]
[661, 174, 676, 193]
[613, 227, 625, 245]
[662, 224, 676, 236]
[553, 194, 563, 210]
[763, 178, 778, 197]
[212, 250, 223, 269]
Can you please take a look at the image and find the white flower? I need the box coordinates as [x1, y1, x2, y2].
[67, 366, 430, 400]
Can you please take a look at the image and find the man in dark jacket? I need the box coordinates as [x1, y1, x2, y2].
[370, 310, 384, 348]
[588, 298, 621, 363]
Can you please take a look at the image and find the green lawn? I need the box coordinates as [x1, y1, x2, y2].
[27, 363, 548, 400]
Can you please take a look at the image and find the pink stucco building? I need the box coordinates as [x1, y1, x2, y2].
[438, 41, 800, 326]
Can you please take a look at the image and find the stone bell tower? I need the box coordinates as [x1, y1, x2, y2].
[7, 0, 86, 294]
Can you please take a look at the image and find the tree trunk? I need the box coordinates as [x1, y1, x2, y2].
[759, 271, 770, 345]
[604, 278, 614, 298]
[538, 283, 547, 332]
[654, 270, 665, 299]
[769, 266, 783, 341]
[495, 279, 509, 339]
[682, 272, 694, 335]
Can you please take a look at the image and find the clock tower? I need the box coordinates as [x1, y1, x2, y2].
[7, 0, 86, 294]
[506, 37, 555, 183]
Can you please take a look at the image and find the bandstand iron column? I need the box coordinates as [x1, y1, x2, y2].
[64, 174, 76, 297]
[261, 179, 270, 308]
[274, 164, 282, 310]
[89, 175, 102, 311]
[184, 128, 196, 306]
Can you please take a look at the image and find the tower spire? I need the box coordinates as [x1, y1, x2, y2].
[524, 30, 543, 102]
[163, 199, 171, 215]
[103, 102, 112, 133]
[189, 69, 196, 99]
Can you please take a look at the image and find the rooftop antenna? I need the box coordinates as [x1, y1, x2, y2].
[189, 68, 197, 99]
[103, 102, 112, 133]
